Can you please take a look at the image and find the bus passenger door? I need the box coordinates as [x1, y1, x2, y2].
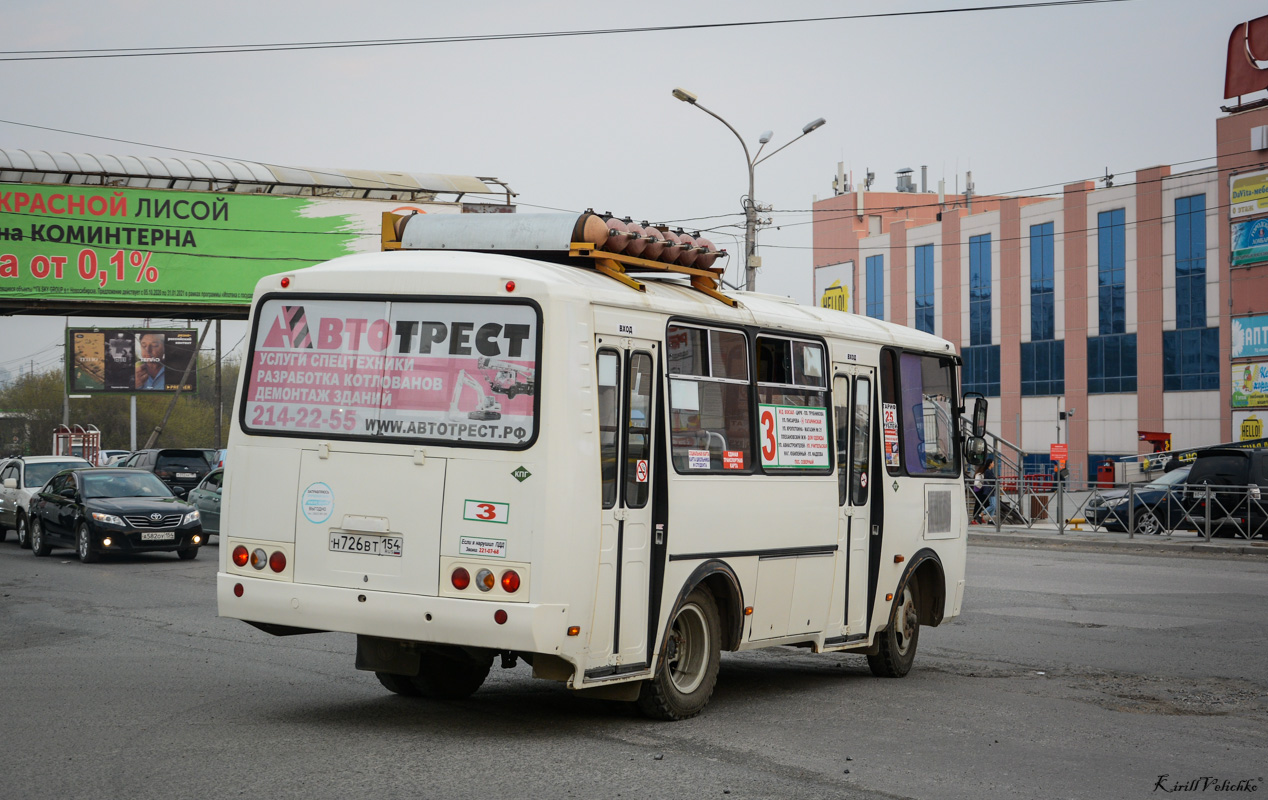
[591, 340, 657, 671]
[835, 368, 875, 635]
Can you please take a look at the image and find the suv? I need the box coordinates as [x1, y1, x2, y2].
[1183, 448, 1268, 538]
[0, 455, 95, 548]
[118, 449, 212, 498]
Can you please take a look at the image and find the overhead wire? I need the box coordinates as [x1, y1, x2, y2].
[0, 1, 1132, 62]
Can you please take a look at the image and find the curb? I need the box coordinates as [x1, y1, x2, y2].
[968, 531, 1268, 556]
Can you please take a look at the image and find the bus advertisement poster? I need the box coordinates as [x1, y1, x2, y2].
[244, 298, 538, 445]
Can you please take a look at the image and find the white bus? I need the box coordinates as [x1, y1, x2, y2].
[218, 212, 988, 720]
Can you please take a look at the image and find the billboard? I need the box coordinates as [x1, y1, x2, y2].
[1230, 169, 1268, 219]
[1232, 313, 1268, 359]
[68, 328, 198, 393]
[0, 184, 458, 307]
[1231, 361, 1268, 408]
[814, 261, 854, 313]
[1231, 216, 1268, 267]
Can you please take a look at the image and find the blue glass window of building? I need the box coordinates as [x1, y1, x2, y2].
[1030, 222, 1055, 341]
[1021, 340, 1065, 396]
[1163, 328, 1219, 391]
[1097, 209, 1127, 335]
[969, 234, 992, 346]
[1087, 333, 1137, 393]
[1022, 222, 1063, 396]
[1163, 194, 1218, 391]
[915, 243, 935, 334]
[962, 345, 1000, 396]
[866, 254, 884, 320]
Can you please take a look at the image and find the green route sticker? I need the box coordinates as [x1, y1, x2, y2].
[512, 466, 532, 482]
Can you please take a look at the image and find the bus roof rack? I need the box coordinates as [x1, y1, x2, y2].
[382, 211, 736, 307]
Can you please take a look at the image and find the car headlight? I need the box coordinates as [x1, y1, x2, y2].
[183, 510, 201, 525]
[91, 512, 126, 526]
[1104, 498, 1128, 508]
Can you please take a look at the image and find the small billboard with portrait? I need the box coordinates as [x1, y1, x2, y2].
[67, 328, 197, 393]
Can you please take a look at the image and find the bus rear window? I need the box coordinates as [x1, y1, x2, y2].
[243, 298, 539, 449]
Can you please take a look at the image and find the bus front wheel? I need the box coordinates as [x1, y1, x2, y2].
[867, 582, 920, 678]
[637, 587, 721, 721]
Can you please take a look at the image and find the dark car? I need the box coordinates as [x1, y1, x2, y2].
[118, 448, 211, 497]
[28, 468, 204, 563]
[187, 468, 223, 539]
[1182, 449, 1268, 538]
[1088, 465, 1193, 534]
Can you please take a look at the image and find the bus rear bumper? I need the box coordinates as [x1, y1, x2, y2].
[217, 573, 569, 654]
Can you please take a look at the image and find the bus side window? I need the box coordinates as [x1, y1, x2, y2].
[667, 325, 751, 473]
[880, 349, 901, 475]
[597, 349, 621, 509]
[624, 352, 653, 508]
[851, 377, 872, 505]
[834, 375, 851, 506]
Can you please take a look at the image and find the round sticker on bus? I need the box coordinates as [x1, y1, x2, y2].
[302, 482, 334, 524]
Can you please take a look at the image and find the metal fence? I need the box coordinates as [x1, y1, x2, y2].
[965, 477, 1268, 540]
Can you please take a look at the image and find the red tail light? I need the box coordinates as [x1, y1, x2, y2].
[269, 551, 286, 573]
[451, 567, 470, 590]
[500, 570, 521, 593]
[232, 545, 249, 567]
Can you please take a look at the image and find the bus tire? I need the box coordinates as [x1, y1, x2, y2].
[415, 647, 492, 700]
[867, 581, 920, 678]
[376, 672, 424, 697]
[637, 587, 721, 721]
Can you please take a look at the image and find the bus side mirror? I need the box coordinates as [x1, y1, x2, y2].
[965, 436, 987, 467]
[972, 396, 988, 438]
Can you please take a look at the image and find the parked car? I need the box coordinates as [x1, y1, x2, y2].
[1087, 465, 1193, 534]
[1182, 448, 1268, 538]
[117, 449, 211, 497]
[28, 468, 203, 563]
[0, 455, 94, 548]
[98, 449, 131, 466]
[104, 453, 132, 467]
[187, 468, 223, 539]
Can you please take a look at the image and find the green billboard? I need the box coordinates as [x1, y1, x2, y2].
[0, 183, 456, 306]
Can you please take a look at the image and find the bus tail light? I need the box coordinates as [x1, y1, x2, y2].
[494, 609, 508, 625]
[451, 567, 471, 590]
[232, 545, 249, 567]
[269, 551, 286, 573]
[250, 548, 268, 570]
[476, 568, 495, 592]
[500, 570, 521, 593]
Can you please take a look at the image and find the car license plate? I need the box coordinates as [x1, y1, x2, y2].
[141, 531, 175, 541]
[176, 472, 196, 479]
[328, 532, 402, 557]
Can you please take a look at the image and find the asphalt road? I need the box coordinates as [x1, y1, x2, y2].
[1, 539, 1265, 800]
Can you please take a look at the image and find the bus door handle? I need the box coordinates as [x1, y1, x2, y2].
[613, 509, 629, 521]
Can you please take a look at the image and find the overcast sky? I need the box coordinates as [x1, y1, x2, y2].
[0, 0, 1260, 382]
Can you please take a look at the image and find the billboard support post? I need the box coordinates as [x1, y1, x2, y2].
[142, 322, 212, 450]
[130, 395, 137, 451]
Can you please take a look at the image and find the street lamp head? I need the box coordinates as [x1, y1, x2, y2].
[758, 130, 773, 144]
[802, 117, 827, 135]
[671, 87, 698, 104]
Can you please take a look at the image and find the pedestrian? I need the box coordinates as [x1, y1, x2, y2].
[980, 456, 998, 523]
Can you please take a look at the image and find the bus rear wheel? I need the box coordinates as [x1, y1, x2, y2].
[868, 582, 920, 678]
[376, 672, 424, 697]
[415, 647, 492, 699]
[637, 587, 721, 721]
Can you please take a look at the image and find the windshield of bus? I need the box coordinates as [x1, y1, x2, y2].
[243, 298, 540, 449]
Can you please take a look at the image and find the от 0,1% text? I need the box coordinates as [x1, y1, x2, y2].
[78, 249, 160, 288]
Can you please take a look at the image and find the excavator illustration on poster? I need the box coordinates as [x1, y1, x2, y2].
[448, 358, 537, 422]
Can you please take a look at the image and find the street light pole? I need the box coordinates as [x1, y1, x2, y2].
[672, 87, 824, 292]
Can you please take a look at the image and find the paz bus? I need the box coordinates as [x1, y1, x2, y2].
[217, 211, 988, 720]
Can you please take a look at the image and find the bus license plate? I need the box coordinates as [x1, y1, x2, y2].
[328, 532, 402, 557]
[141, 531, 175, 541]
